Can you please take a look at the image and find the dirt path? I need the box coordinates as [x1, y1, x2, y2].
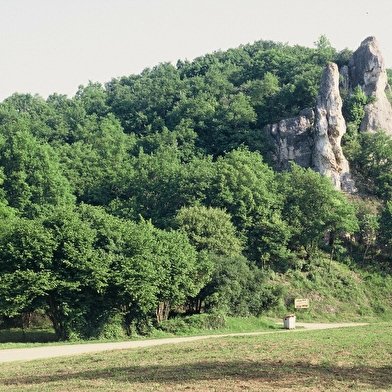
[0, 322, 368, 363]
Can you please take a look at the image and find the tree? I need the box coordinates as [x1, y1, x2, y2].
[207, 147, 278, 262]
[0, 205, 201, 339]
[349, 129, 392, 199]
[0, 217, 56, 319]
[277, 164, 358, 259]
[0, 129, 74, 218]
[59, 113, 135, 205]
[149, 226, 207, 322]
[175, 205, 243, 257]
[120, 145, 183, 226]
[0, 93, 58, 142]
[0, 207, 110, 340]
[74, 81, 109, 117]
[314, 35, 336, 65]
[351, 198, 381, 262]
[377, 200, 392, 255]
[106, 62, 183, 135]
[199, 254, 282, 316]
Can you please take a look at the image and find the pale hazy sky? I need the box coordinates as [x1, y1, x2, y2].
[1, 0, 391, 102]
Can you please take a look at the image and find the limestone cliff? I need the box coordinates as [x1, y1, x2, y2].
[313, 63, 355, 192]
[342, 36, 392, 134]
[264, 108, 314, 171]
[264, 66, 353, 191]
[264, 36, 392, 193]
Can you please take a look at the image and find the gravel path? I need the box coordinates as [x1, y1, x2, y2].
[0, 322, 368, 363]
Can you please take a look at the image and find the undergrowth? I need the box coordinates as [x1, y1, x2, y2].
[267, 254, 392, 322]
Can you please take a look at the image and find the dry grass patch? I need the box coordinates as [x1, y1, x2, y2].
[0, 323, 391, 391]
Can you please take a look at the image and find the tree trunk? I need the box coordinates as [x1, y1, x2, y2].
[156, 301, 171, 323]
[47, 295, 62, 340]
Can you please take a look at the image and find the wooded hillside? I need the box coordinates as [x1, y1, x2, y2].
[0, 37, 391, 340]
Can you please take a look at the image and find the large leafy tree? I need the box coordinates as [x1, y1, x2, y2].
[74, 81, 109, 117]
[0, 203, 206, 338]
[119, 146, 183, 226]
[0, 218, 56, 319]
[0, 207, 107, 340]
[210, 147, 276, 230]
[149, 225, 207, 322]
[207, 147, 279, 262]
[277, 164, 358, 258]
[59, 113, 135, 205]
[0, 93, 59, 142]
[377, 200, 392, 258]
[106, 62, 183, 135]
[174, 205, 243, 257]
[0, 129, 74, 218]
[350, 129, 392, 199]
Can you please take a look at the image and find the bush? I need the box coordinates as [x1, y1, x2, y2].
[157, 313, 227, 334]
[97, 313, 127, 340]
[185, 313, 227, 330]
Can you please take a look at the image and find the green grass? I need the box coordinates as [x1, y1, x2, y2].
[0, 323, 391, 391]
[0, 316, 281, 349]
[268, 256, 392, 323]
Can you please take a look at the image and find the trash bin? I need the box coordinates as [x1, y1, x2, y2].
[283, 314, 296, 329]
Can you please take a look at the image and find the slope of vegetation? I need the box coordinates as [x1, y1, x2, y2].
[0, 36, 391, 341]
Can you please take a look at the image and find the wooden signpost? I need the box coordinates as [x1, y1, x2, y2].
[295, 298, 309, 309]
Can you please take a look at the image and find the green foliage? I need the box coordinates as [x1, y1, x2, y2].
[0, 204, 203, 339]
[0, 130, 74, 217]
[118, 146, 184, 226]
[349, 197, 381, 262]
[149, 224, 206, 308]
[343, 86, 367, 131]
[1, 37, 392, 340]
[58, 113, 135, 205]
[74, 81, 109, 117]
[271, 256, 392, 321]
[199, 254, 282, 317]
[277, 164, 358, 258]
[174, 205, 243, 256]
[210, 147, 276, 233]
[349, 129, 392, 199]
[157, 313, 226, 334]
[314, 35, 337, 64]
[378, 200, 392, 251]
[95, 313, 127, 340]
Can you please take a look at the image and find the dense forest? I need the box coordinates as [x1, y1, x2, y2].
[0, 36, 392, 340]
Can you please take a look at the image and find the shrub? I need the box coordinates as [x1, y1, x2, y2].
[157, 313, 227, 334]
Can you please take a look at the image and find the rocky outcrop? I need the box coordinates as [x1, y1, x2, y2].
[264, 65, 354, 191]
[264, 36, 392, 193]
[342, 36, 392, 134]
[264, 108, 314, 170]
[313, 63, 356, 192]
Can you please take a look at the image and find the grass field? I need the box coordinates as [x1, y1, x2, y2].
[0, 323, 391, 391]
[0, 316, 280, 349]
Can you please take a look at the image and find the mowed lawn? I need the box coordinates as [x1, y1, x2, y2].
[0, 323, 391, 391]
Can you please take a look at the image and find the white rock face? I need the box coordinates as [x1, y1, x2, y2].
[264, 108, 314, 170]
[264, 36, 392, 193]
[347, 36, 392, 135]
[313, 63, 356, 192]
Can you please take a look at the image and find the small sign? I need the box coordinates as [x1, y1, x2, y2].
[295, 298, 309, 309]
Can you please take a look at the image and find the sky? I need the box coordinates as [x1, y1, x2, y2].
[0, 0, 391, 102]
